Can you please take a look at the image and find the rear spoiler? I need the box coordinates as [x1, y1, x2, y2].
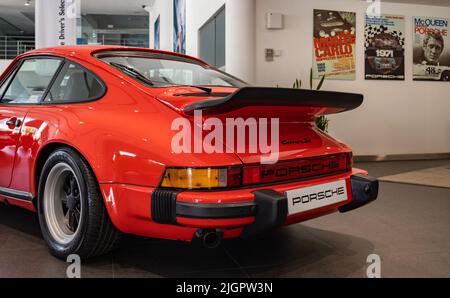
[183, 87, 363, 115]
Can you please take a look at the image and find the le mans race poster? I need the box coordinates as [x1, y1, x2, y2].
[413, 16, 450, 81]
[313, 9, 356, 80]
[365, 14, 405, 80]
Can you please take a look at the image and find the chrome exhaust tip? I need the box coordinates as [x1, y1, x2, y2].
[194, 229, 223, 249]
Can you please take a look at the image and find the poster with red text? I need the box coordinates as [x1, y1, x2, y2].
[313, 9, 356, 80]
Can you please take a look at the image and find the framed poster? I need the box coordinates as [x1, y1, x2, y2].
[365, 14, 405, 80]
[154, 15, 160, 50]
[313, 9, 356, 80]
[413, 17, 450, 81]
[173, 0, 186, 54]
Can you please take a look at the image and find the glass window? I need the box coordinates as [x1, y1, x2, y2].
[44, 62, 104, 103]
[1, 58, 61, 104]
[0, 69, 15, 99]
[199, 6, 225, 68]
[99, 53, 247, 88]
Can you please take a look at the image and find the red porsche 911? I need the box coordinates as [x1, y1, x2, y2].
[0, 46, 378, 259]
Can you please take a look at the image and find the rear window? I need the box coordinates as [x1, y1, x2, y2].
[96, 51, 247, 88]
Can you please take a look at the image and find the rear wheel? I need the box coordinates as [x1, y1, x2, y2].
[37, 148, 121, 260]
[442, 71, 450, 81]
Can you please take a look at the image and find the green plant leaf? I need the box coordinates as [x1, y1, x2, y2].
[316, 74, 326, 90]
[290, 73, 330, 132]
[292, 79, 302, 89]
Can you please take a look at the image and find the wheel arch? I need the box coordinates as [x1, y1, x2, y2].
[34, 141, 100, 202]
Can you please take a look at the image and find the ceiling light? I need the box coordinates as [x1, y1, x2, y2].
[24, 0, 31, 6]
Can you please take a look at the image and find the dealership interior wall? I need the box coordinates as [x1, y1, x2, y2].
[0, 0, 449, 279]
[0, 0, 449, 158]
[147, 0, 450, 158]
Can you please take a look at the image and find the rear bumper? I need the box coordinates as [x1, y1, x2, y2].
[161, 173, 378, 238]
[101, 170, 378, 242]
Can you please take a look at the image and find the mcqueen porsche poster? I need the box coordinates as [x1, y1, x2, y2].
[313, 9, 356, 80]
[365, 14, 405, 80]
[413, 16, 450, 81]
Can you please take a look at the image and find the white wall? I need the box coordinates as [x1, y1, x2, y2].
[151, 0, 450, 156]
[186, 0, 225, 57]
[0, 60, 13, 75]
[150, 0, 225, 55]
[255, 0, 450, 156]
[149, 0, 173, 51]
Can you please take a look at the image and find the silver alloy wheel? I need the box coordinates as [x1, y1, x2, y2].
[43, 162, 83, 245]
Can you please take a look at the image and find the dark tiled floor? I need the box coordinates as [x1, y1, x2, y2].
[0, 160, 449, 278]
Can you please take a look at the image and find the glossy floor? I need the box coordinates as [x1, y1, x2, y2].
[0, 160, 449, 277]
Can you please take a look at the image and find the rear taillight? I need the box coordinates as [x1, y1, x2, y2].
[346, 152, 353, 172]
[160, 167, 241, 190]
[242, 154, 349, 186]
[160, 153, 352, 190]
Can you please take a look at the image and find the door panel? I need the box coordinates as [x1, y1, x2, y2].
[0, 107, 27, 187]
[0, 57, 62, 188]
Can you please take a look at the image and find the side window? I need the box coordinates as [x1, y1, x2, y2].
[0, 69, 15, 99]
[0, 58, 61, 104]
[44, 62, 104, 103]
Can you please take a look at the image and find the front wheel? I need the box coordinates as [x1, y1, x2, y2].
[37, 148, 121, 260]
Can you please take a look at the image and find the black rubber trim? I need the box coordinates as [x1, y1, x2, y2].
[175, 92, 232, 98]
[339, 174, 379, 213]
[241, 189, 288, 239]
[0, 187, 34, 201]
[151, 189, 179, 224]
[176, 201, 256, 219]
[183, 87, 364, 115]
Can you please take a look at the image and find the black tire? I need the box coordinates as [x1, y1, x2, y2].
[37, 147, 121, 260]
[441, 71, 450, 81]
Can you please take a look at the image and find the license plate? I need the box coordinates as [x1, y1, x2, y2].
[285, 180, 348, 215]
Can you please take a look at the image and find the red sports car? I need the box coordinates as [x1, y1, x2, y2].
[0, 46, 378, 259]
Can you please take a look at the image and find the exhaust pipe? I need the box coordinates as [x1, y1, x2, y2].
[194, 229, 223, 249]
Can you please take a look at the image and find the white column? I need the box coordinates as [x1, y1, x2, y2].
[144, 6, 152, 49]
[225, 0, 256, 83]
[35, 0, 80, 49]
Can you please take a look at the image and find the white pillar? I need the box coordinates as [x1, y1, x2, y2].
[144, 6, 152, 49]
[225, 0, 256, 83]
[35, 0, 80, 49]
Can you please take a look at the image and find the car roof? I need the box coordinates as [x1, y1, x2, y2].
[17, 45, 208, 65]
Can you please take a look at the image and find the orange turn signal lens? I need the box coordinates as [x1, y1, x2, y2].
[160, 167, 241, 190]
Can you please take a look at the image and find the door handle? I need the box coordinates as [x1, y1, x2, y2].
[6, 118, 22, 128]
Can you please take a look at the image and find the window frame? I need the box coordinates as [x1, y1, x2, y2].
[0, 55, 107, 106]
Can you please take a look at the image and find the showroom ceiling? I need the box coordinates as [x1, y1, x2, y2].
[0, 0, 156, 15]
[0, 0, 155, 35]
[381, 0, 450, 6]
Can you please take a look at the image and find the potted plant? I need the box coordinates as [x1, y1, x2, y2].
[290, 69, 329, 133]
